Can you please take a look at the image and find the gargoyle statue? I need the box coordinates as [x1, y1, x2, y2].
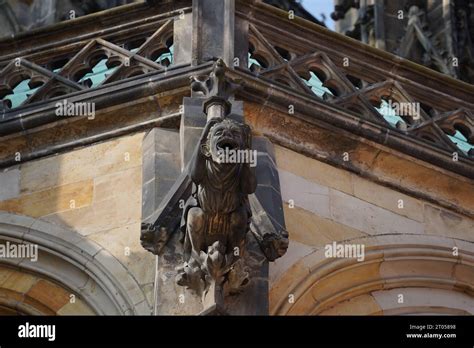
[176, 116, 257, 305]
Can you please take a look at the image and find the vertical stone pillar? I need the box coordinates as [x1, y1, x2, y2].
[141, 128, 185, 314]
[373, 0, 386, 50]
[141, 2, 288, 316]
[179, 97, 206, 169]
[191, 0, 235, 66]
[142, 129, 181, 223]
[174, 0, 247, 68]
[173, 12, 193, 65]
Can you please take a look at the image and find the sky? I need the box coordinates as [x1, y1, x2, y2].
[300, 0, 336, 30]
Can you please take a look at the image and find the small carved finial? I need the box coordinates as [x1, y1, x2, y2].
[189, 59, 240, 103]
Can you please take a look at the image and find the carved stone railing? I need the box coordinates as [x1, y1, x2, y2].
[238, 0, 474, 160]
[0, 0, 472, 173]
[0, 1, 188, 119]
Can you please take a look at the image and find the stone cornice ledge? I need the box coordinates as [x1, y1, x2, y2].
[0, 61, 471, 182]
[228, 68, 474, 180]
[0, 62, 212, 137]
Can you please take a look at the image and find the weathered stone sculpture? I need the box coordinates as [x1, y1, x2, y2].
[176, 116, 257, 306]
[140, 59, 289, 314]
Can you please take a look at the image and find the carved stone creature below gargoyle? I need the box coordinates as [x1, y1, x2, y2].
[176, 116, 257, 305]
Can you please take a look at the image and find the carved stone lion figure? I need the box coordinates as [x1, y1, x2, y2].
[176, 117, 257, 295]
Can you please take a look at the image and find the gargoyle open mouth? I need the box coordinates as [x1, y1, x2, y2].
[217, 137, 239, 151]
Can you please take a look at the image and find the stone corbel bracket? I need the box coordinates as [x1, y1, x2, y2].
[140, 169, 192, 255]
[249, 194, 289, 262]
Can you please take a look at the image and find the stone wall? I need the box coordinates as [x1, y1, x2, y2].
[0, 132, 154, 315]
[1, 126, 472, 315]
[270, 144, 474, 315]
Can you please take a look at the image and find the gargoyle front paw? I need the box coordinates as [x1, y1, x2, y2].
[140, 223, 156, 252]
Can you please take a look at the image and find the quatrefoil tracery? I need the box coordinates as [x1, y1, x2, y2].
[247, 23, 474, 158]
[0, 20, 174, 111]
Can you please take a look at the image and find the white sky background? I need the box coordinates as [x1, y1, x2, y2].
[300, 0, 336, 30]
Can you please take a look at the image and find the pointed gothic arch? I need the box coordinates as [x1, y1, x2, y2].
[0, 212, 150, 315]
[270, 234, 474, 315]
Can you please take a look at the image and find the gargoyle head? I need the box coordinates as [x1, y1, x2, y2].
[202, 118, 250, 163]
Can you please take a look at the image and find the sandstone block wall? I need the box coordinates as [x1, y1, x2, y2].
[0, 132, 154, 315]
[270, 145, 474, 315]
